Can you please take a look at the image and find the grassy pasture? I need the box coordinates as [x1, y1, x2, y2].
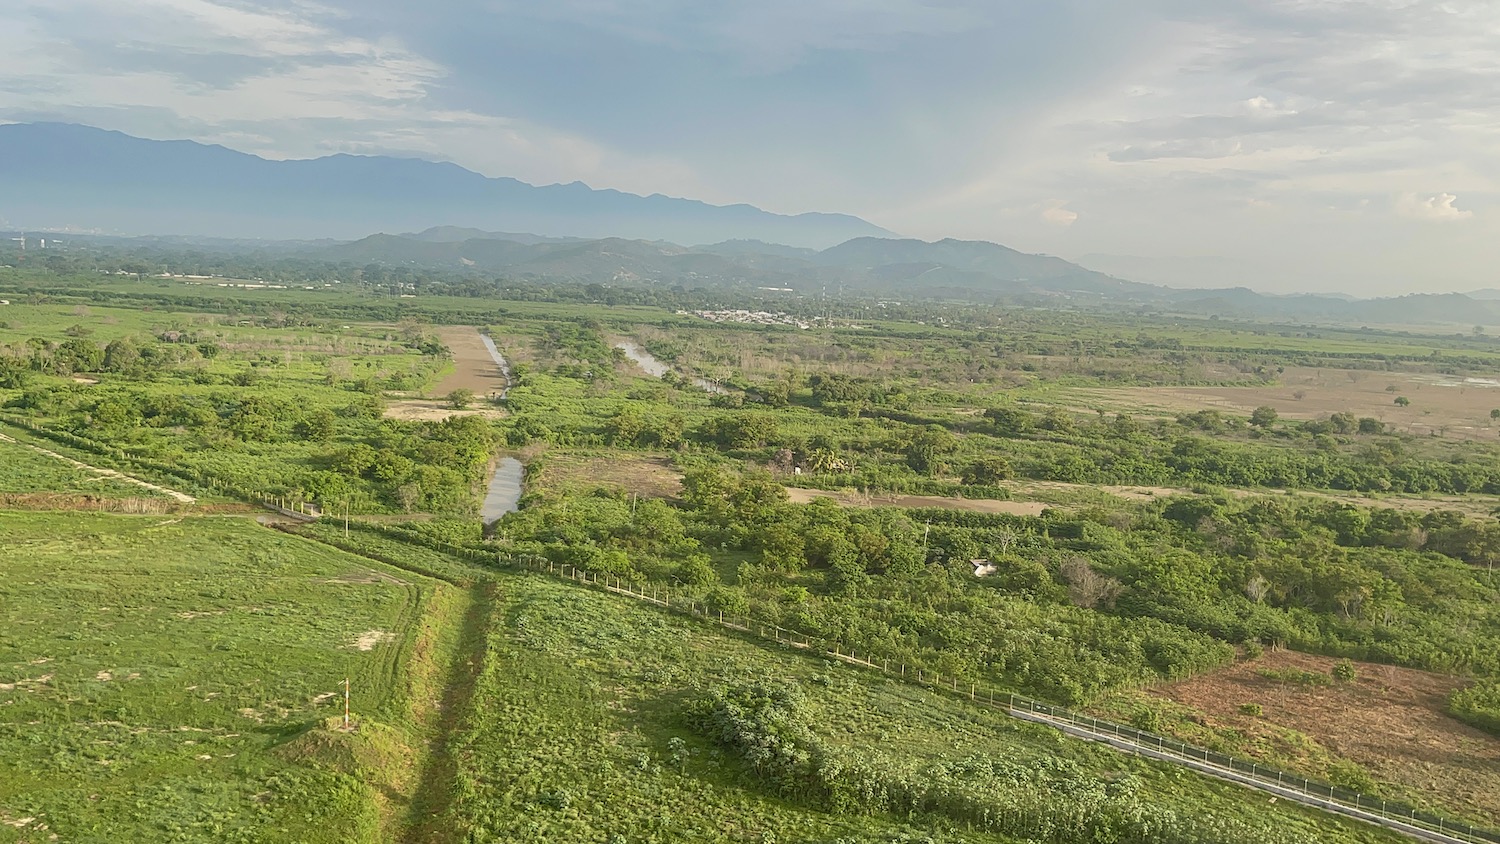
[0, 437, 169, 499]
[0, 513, 435, 843]
[437, 568, 1404, 844]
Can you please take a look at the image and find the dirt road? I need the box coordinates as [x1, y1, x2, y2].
[786, 487, 1050, 516]
[430, 328, 510, 399]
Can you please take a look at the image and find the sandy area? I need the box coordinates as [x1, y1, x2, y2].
[430, 327, 511, 399]
[351, 630, 394, 651]
[786, 487, 1051, 516]
[383, 399, 505, 423]
[1153, 649, 1500, 821]
[534, 453, 685, 499]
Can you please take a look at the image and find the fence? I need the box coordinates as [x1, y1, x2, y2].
[498, 550, 1499, 844]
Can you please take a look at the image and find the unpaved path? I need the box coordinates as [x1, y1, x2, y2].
[430, 327, 511, 399]
[787, 487, 1050, 516]
[0, 432, 195, 503]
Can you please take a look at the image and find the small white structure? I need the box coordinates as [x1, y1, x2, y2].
[970, 558, 998, 578]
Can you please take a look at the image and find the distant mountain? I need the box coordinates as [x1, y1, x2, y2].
[0, 123, 894, 248]
[398, 227, 588, 246]
[1074, 253, 1270, 289]
[310, 232, 1159, 298]
[819, 238, 1158, 296]
[1468, 289, 1500, 301]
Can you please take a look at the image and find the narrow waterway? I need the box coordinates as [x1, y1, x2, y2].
[480, 457, 524, 523]
[479, 333, 514, 399]
[614, 340, 728, 393]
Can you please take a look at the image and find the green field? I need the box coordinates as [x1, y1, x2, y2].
[0, 513, 442, 843]
[4, 265, 1500, 841]
[0, 437, 169, 499]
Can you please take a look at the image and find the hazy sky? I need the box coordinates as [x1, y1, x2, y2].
[3, 0, 1497, 294]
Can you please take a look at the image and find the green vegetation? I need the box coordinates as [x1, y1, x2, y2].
[4, 263, 1500, 841]
[0, 513, 443, 842]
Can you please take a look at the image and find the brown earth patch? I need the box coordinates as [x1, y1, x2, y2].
[786, 487, 1050, 516]
[382, 399, 506, 423]
[1153, 649, 1500, 821]
[534, 452, 685, 499]
[1070, 366, 1500, 441]
[430, 327, 510, 399]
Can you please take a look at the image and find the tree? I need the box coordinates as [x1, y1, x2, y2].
[102, 339, 140, 374]
[1394, 396, 1411, 407]
[1250, 406, 1279, 428]
[1060, 557, 1124, 609]
[295, 408, 337, 442]
[447, 388, 475, 409]
[904, 425, 958, 475]
[984, 406, 1035, 437]
[961, 456, 1012, 485]
[1489, 408, 1499, 422]
[674, 554, 718, 587]
[1331, 658, 1358, 682]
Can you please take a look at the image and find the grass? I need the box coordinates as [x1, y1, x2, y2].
[0, 513, 441, 843]
[0, 437, 168, 498]
[432, 567, 1406, 844]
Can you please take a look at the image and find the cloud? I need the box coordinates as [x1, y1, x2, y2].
[1041, 201, 1079, 227]
[1396, 193, 1474, 222]
[0, 0, 710, 198]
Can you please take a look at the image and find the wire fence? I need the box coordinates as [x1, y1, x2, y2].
[1, 416, 1489, 844]
[498, 550, 1499, 844]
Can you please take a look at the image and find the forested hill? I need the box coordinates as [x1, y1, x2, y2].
[0, 122, 892, 248]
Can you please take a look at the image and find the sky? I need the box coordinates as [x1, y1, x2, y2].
[2, 0, 1497, 295]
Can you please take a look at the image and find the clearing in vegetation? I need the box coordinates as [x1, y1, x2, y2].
[1066, 366, 1500, 441]
[429, 327, 510, 399]
[1136, 650, 1500, 825]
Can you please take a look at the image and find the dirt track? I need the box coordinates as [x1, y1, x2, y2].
[786, 487, 1050, 516]
[0, 432, 195, 503]
[430, 328, 509, 399]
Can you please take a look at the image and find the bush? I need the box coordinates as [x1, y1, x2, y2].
[1238, 703, 1263, 717]
[1331, 659, 1358, 683]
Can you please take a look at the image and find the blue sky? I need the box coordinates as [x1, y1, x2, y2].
[3, 0, 1497, 294]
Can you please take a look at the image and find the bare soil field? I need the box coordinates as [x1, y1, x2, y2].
[1153, 649, 1500, 821]
[787, 487, 1050, 516]
[383, 399, 506, 423]
[533, 452, 685, 499]
[1068, 366, 1500, 440]
[430, 327, 510, 399]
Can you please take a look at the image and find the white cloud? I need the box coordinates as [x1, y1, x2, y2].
[1396, 193, 1474, 222]
[0, 0, 712, 199]
[1041, 201, 1079, 227]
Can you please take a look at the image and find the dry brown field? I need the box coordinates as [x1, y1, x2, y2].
[1067, 366, 1500, 440]
[1150, 649, 1500, 822]
[430, 327, 510, 398]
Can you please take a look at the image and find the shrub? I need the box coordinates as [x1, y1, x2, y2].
[1331, 659, 1358, 683]
[1238, 703, 1263, 717]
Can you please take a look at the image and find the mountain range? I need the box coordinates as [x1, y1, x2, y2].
[0, 123, 892, 248]
[311, 229, 1144, 299]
